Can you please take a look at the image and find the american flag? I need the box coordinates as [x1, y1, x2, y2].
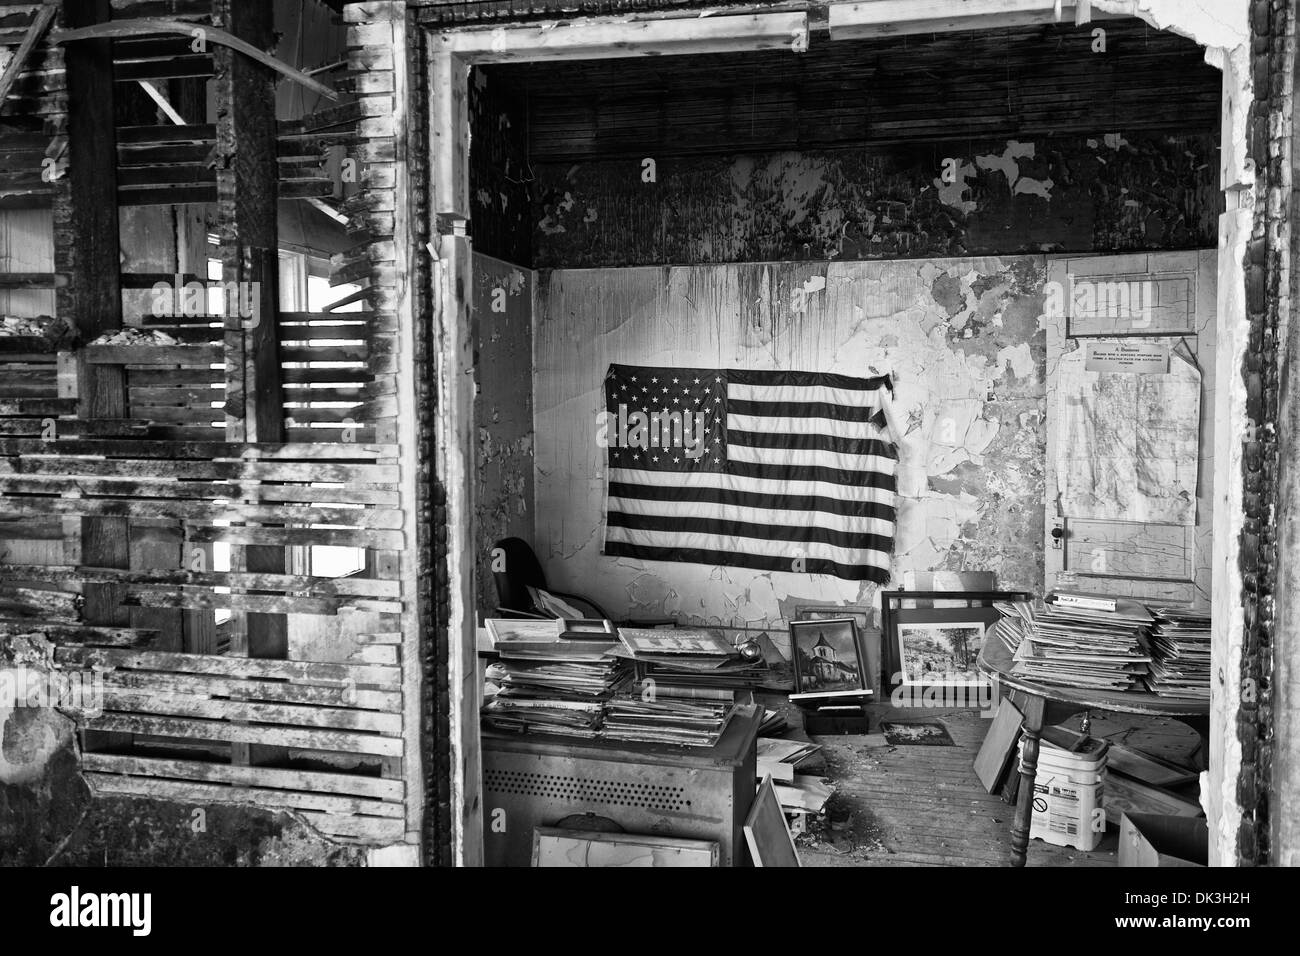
[602, 364, 897, 582]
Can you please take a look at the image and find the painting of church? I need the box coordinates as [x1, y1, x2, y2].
[791, 619, 865, 697]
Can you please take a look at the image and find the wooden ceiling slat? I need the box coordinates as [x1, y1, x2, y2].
[490, 18, 1219, 162]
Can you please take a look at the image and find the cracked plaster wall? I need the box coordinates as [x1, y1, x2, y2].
[533, 255, 1047, 637]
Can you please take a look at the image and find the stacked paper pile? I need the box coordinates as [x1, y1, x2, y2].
[601, 695, 735, 747]
[1002, 594, 1154, 691]
[481, 631, 631, 738]
[992, 599, 1034, 652]
[614, 626, 767, 690]
[1145, 608, 1211, 700]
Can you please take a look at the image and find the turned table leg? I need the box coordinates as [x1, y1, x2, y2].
[1009, 693, 1046, 867]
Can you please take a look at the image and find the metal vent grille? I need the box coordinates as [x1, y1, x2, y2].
[484, 768, 689, 811]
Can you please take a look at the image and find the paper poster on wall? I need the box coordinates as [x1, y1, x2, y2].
[1056, 342, 1200, 526]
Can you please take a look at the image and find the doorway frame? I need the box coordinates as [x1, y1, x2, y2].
[418, 0, 1254, 867]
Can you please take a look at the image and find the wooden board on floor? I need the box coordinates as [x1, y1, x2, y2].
[974, 698, 1023, 794]
[744, 775, 800, 868]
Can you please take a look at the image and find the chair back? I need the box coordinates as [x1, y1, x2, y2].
[492, 537, 547, 613]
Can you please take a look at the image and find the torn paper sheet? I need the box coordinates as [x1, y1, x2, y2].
[1056, 342, 1200, 525]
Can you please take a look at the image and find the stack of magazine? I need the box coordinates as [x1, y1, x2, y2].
[598, 627, 742, 746]
[999, 592, 1154, 691]
[480, 618, 629, 738]
[602, 695, 736, 747]
[1145, 607, 1211, 700]
[612, 626, 767, 691]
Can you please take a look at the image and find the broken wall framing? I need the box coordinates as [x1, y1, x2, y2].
[0, 0, 426, 859]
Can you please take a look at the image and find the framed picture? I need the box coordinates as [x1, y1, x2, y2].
[788, 618, 869, 700]
[895, 614, 993, 686]
[795, 605, 880, 695]
[881, 591, 1032, 691]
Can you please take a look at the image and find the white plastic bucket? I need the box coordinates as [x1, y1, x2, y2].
[1019, 737, 1108, 851]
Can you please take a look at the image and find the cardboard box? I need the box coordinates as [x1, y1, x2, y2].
[1105, 769, 1201, 824]
[1118, 812, 1208, 867]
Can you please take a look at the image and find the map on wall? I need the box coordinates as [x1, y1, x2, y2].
[1055, 342, 1201, 526]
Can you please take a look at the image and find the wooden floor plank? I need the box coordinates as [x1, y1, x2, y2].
[764, 700, 1136, 867]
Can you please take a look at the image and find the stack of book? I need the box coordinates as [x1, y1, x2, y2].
[1145, 607, 1212, 700]
[1003, 592, 1154, 691]
[481, 617, 630, 738]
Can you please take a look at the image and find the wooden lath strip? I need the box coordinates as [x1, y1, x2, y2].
[182, 525, 403, 550]
[83, 773, 404, 819]
[0, 417, 149, 437]
[81, 753, 403, 802]
[80, 713, 403, 756]
[0, 456, 398, 483]
[56, 646, 401, 687]
[0, 438, 398, 459]
[121, 589, 400, 616]
[0, 397, 77, 415]
[118, 588, 401, 616]
[0, 619, 157, 647]
[297, 811, 404, 843]
[85, 344, 223, 364]
[96, 669, 401, 713]
[92, 690, 403, 734]
[0, 497, 404, 528]
[0, 475, 401, 506]
[1, 565, 402, 598]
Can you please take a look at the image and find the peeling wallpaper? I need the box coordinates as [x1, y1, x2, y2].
[532, 132, 1219, 269]
[532, 256, 1047, 633]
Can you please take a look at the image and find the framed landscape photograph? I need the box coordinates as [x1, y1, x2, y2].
[880, 591, 1032, 692]
[789, 618, 869, 700]
[895, 618, 989, 687]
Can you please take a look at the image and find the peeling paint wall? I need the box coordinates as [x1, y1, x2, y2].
[469, 68, 531, 267]
[532, 133, 1219, 269]
[473, 254, 535, 612]
[533, 256, 1046, 636]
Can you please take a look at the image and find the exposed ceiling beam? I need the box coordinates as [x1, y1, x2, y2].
[436, 12, 810, 63]
[827, 0, 1120, 39]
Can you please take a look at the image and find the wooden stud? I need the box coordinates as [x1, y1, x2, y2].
[429, 49, 468, 220]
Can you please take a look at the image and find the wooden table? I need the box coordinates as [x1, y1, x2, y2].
[976, 633, 1209, 867]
